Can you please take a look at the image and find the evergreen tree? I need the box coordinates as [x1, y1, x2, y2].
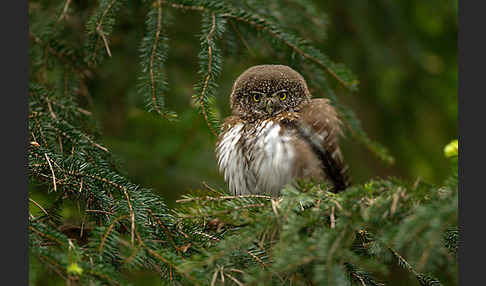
[29, 1, 457, 285]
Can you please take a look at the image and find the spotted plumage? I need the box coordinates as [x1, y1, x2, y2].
[216, 65, 349, 196]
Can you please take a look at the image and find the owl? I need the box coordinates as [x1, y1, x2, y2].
[216, 65, 349, 196]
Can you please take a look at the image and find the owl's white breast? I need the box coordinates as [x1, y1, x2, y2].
[216, 120, 295, 196]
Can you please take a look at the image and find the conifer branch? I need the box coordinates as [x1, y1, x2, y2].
[149, 0, 163, 115]
[57, 0, 72, 23]
[192, 11, 225, 136]
[38, 255, 67, 280]
[227, 13, 356, 90]
[161, 1, 358, 91]
[137, 0, 176, 120]
[29, 225, 66, 247]
[99, 215, 129, 254]
[387, 244, 443, 286]
[176, 194, 272, 203]
[135, 229, 199, 285]
[148, 209, 181, 256]
[86, 270, 120, 286]
[29, 32, 87, 77]
[199, 13, 218, 137]
[44, 153, 57, 191]
[29, 198, 49, 216]
[85, 0, 125, 65]
[160, 0, 204, 12]
[122, 189, 136, 245]
[225, 272, 244, 286]
[229, 19, 255, 56]
[95, 0, 117, 57]
[97, 28, 112, 58]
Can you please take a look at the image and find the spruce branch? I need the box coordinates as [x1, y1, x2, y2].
[95, 0, 118, 58]
[44, 153, 57, 191]
[137, 0, 177, 120]
[161, 0, 359, 91]
[197, 13, 219, 136]
[29, 198, 49, 217]
[85, 0, 126, 65]
[147, 209, 182, 256]
[388, 245, 443, 286]
[192, 11, 226, 136]
[149, 0, 164, 115]
[56, 0, 72, 23]
[134, 229, 200, 285]
[98, 215, 129, 254]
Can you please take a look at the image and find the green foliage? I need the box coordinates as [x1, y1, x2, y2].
[173, 156, 457, 285]
[137, 0, 177, 119]
[193, 11, 226, 136]
[85, 0, 127, 66]
[29, 0, 457, 285]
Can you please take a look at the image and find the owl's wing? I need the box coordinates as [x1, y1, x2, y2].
[295, 98, 350, 192]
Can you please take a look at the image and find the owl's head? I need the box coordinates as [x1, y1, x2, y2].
[230, 65, 311, 120]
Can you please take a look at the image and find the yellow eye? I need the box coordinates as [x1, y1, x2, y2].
[279, 92, 287, 101]
[253, 93, 261, 102]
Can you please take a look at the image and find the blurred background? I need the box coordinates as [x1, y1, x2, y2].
[83, 0, 457, 208]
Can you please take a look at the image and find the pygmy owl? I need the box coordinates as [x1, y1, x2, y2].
[216, 65, 349, 196]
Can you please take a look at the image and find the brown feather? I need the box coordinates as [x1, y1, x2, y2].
[296, 98, 350, 192]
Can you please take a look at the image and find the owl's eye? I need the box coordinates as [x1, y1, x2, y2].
[279, 92, 287, 101]
[252, 93, 261, 102]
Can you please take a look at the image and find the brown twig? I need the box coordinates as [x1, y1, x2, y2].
[199, 13, 219, 137]
[229, 19, 255, 56]
[96, 28, 112, 57]
[38, 255, 67, 280]
[44, 153, 57, 191]
[29, 32, 88, 78]
[176, 194, 272, 203]
[194, 231, 220, 242]
[29, 198, 49, 216]
[134, 229, 199, 285]
[122, 240, 142, 265]
[29, 225, 66, 246]
[85, 209, 114, 215]
[95, 0, 117, 57]
[147, 209, 181, 256]
[225, 273, 244, 286]
[149, 0, 164, 115]
[247, 249, 286, 284]
[46, 97, 57, 119]
[122, 189, 135, 245]
[160, 1, 204, 11]
[351, 272, 367, 286]
[87, 269, 120, 286]
[179, 203, 265, 219]
[57, 0, 72, 23]
[210, 269, 219, 286]
[330, 206, 335, 229]
[390, 192, 400, 215]
[99, 215, 129, 254]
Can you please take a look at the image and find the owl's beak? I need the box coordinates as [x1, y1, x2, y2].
[265, 98, 279, 115]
